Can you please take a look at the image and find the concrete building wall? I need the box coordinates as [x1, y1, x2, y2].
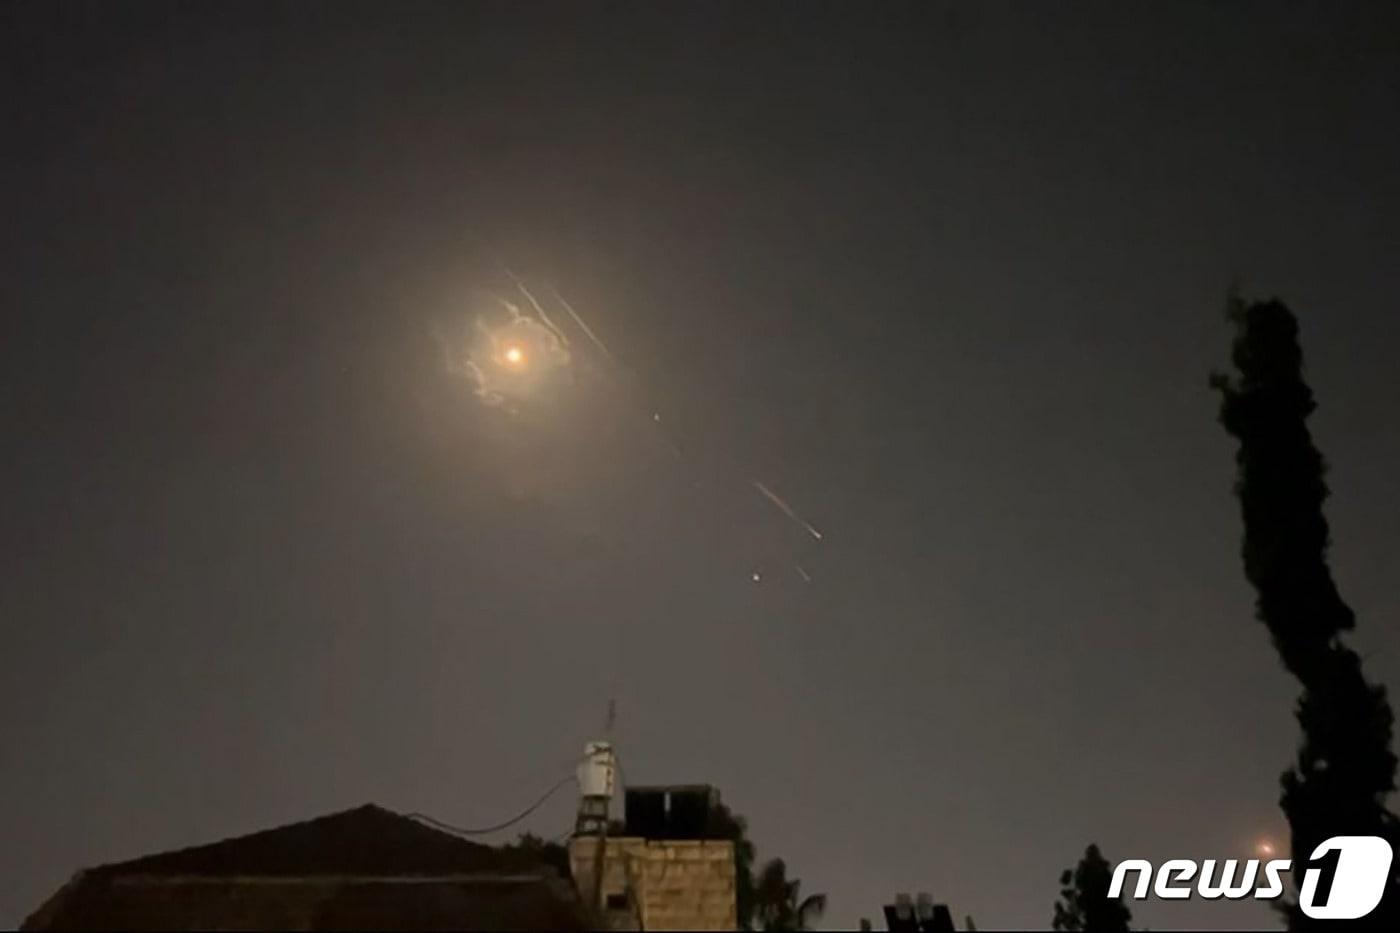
[569, 837, 736, 932]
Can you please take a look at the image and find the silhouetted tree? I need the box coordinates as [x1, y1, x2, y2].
[707, 802, 825, 931]
[496, 832, 571, 878]
[708, 800, 759, 928]
[1052, 844, 1131, 932]
[1213, 296, 1400, 927]
[753, 857, 827, 931]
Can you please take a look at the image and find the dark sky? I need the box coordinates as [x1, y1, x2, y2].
[4, 1, 1400, 928]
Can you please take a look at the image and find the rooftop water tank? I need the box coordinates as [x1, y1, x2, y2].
[577, 741, 615, 800]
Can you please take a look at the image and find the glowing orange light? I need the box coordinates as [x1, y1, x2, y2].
[1257, 841, 1276, 857]
[504, 345, 525, 366]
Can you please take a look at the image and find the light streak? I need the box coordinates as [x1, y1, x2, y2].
[501, 265, 570, 347]
[547, 286, 615, 362]
[752, 480, 824, 541]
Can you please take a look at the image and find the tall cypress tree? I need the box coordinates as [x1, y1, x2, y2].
[1212, 296, 1400, 927]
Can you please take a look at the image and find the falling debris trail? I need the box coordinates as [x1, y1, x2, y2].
[503, 267, 570, 347]
[752, 480, 824, 541]
[485, 290, 524, 320]
[543, 283, 827, 569]
[547, 286, 682, 458]
[451, 258, 831, 586]
[531, 294, 571, 348]
[547, 286, 616, 362]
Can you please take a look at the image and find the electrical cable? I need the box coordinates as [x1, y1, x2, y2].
[406, 774, 577, 836]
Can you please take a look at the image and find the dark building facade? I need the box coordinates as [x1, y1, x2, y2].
[23, 804, 588, 931]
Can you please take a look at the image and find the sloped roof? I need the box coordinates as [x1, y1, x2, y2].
[83, 804, 538, 877]
[22, 804, 589, 931]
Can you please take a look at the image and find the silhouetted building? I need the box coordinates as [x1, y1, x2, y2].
[22, 804, 588, 931]
[882, 892, 958, 933]
[570, 784, 736, 931]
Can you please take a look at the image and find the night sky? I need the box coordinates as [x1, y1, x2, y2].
[5, 2, 1400, 929]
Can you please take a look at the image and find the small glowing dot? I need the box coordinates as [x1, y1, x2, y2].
[504, 346, 524, 365]
[1257, 841, 1276, 857]
[751, 572, 761, 582]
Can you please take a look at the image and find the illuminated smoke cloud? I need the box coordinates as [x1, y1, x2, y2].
[444, 294, 572, 410]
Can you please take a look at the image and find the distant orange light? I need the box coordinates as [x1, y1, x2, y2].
[1257, 841, 1276, 857]
[504, 345, 525, 366]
